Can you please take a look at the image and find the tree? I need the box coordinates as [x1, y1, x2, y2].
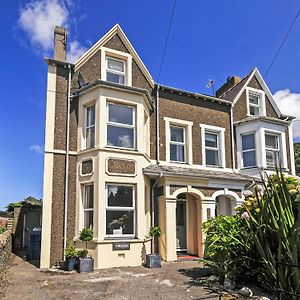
[295, 142, 300, 176]
[6, 196, 42, 213]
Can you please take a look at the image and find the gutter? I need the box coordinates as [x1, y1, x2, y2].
[63, 64, 72, 258]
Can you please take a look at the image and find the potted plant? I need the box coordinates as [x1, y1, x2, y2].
[78, 227, 94, 273]
[145, 226, 161, 268]
[65, 241, 78, 271]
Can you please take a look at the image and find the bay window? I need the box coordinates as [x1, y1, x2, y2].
[107, 103, 135, 149]
[83, 184, 94, 229]
[265, 133, 280, 167]
[242, 133, 256, 168]
[85, 105, 95, 149]
[106, 184, 135, 237]
[170, 126, 185, 162]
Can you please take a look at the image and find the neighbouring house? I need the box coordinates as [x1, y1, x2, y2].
[40, 24, 295, 269]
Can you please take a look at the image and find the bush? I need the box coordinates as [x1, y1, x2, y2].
[0, 226, 5, 234]
[149, 226, 161, 237]
[202, 215, 256, 281]
[79, 228, 93, 258]
[65, 241, 78, 258]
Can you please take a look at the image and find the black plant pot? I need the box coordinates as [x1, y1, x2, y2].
[65, 257, 76, 271]
[78, 257, 94, 273]
[145, 253, 161, 268]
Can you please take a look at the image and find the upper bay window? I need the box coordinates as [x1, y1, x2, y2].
[265, 133, 280, 167]
[107, 102, 135, 149]
[106, 184, 135, 237]
[242, 133, 256, 168]
[86, 105, 95, 149]
[106, 57, 126, 85]
[205, 131, 220, 167]
[170, 126, 186, 162]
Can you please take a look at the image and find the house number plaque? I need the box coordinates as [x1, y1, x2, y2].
[112, 242, 130, 251]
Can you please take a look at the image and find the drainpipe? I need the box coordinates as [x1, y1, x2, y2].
[156, 85, 160, 164]
[63, 64, 72, 258]
[230, 106, 236, 171]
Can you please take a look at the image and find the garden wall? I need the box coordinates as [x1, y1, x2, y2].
[0, 230, 12, 297]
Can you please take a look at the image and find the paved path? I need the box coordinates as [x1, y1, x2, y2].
[3, 254, 222, 300]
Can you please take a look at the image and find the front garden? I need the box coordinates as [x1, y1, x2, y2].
[202, 171, 300, 299]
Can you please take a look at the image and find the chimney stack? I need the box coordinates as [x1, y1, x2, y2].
[54, 26, 67, 61]
[216, 76, 241, 98]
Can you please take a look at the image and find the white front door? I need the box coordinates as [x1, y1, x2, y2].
[176, 201, 187, 251]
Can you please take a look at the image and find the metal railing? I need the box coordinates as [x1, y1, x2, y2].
[276, 261, 300, 299]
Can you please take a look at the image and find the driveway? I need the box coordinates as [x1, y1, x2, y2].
[3, 254, 222, 300]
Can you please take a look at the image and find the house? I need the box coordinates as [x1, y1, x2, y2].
[40, 24, 295, 269]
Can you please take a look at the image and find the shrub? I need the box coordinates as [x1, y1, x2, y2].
[65, 241, 78, 258]
[149, 226, 161, 237]
[79, 228, 93, 258]
[0, 226, 5, 234]
[202, 214, 256, 281]
[242, 171, 300, 294]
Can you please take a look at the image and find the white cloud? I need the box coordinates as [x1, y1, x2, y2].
[273, 89, 300, 141]
[18, 0, 86, 62]
[29, 144, 44, 154]
[67, 40, 87, 63]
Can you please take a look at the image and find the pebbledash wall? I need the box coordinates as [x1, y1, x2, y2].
[0, 230, 12, 294]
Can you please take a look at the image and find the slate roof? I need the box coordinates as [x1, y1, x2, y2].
[143, 164, 253, 182]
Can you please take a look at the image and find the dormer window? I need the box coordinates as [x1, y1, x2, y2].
[106, 57, 126, 85]
[246, 87, 265, 117]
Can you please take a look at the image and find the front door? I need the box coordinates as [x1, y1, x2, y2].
[176, 201, 187, 251]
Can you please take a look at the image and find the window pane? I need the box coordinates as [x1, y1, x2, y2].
[84, 211, 93, 229]
[106, 211, 134, 235]
[242, 134, 255, 150]
[84, 185, 94, 209]
[108, 185, 133, 207]
[86, 105, 95, 127]
[249, 94, 259, 105]
[266, 150, 279, 167]
[107, 58, 124, 72]
[170, 127, 184, 142]
[205, 133, 218, 148]
[249, 106, 259, 116]
[107, 72, 125, 84]
[108, 104, 133, 125]
[170, 144, 185, 162]
[265, 134, 278, 149]
[107, 126, 134, 148]
[206, 149, 219, 166]
[243, 150, 256, 167]
[86, 127, 95, 148]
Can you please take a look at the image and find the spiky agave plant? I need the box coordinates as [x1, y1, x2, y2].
[244, 169, 300, 296]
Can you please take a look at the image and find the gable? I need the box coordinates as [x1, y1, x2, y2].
[74, 24, 154, 89]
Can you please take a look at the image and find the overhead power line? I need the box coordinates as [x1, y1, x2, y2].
[157, 0, 177, 82]
[264, 7, 300, 78]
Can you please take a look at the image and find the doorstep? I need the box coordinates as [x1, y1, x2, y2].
[176, 253, 200, 262]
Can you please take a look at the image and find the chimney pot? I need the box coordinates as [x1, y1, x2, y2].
[216, 76, 241, 98]
[54, 26, 67, 61]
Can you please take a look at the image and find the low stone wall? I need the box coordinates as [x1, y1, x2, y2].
[0, 230, 12, 297]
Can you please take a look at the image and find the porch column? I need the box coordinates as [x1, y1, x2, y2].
[196, 199, 203, 258]
[165, 198, 177, 261]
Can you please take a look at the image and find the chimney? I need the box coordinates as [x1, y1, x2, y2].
[54, 26, 67, 61]
[216, 76, 241, 98]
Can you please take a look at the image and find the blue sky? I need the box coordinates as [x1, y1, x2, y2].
[0, 0, 300, 210]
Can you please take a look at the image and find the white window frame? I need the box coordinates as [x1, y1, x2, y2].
[204, 131, 220, 167]
[106, 56, 126, 85]
[241, 132, 257, 168]
[85, 104, 95, 149]
[200, 124, 226, 168]
[82, 184, 94, 230]
[246, 87, 266, 117]
[164, 117, 193, 164]
[101, 47, 132, 86]
[106, 102, 136, 150]
[170, 125, 186, 163]
[265, 132, 281, 168]
[105, 183, 136, 238]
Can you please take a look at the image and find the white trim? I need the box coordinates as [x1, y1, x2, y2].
[75, 24, 154, 88]
[164, 117, 193, 164]
[288, 125, 296, 175]
[101, 47, 132, 86]
[246, 87, 266, 117]
[200, 124, 226, 168]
